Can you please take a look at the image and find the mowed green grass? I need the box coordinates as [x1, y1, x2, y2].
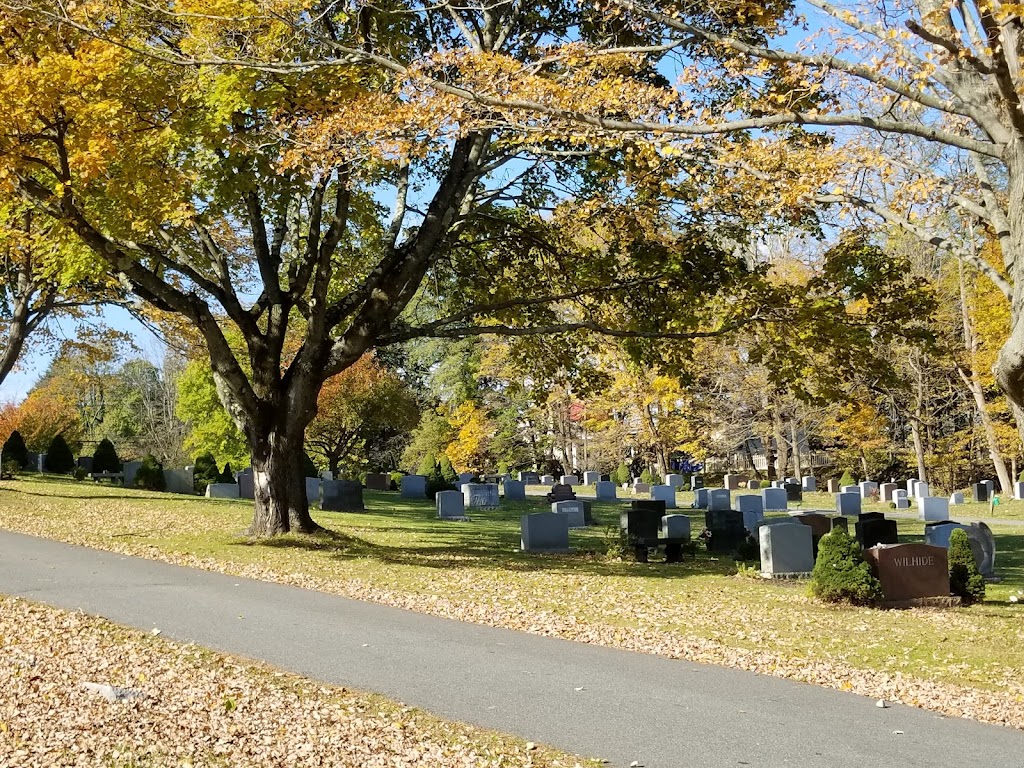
[2, 475, 1024, 700]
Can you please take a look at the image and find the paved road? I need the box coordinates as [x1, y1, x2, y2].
[1, 531, 1021, 767]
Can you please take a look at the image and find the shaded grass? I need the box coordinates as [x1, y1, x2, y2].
[2, 475, 1024, 701]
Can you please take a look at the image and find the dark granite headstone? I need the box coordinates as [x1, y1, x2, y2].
[855, 512, 898, 549]
[864, 543, 949, 603]
[826, 478, 841, 493]
[581, 500, 594, 526]
[364, 473, 390, 491]
[784, 482, 803, 502]
[704, 508, 746, 554]
[546, 483, 576, 502]
[621, 504, 664, 541]
[77, 456, 93, 472]
[829, 517, 849, 533]
[973, 482, 989, 503]
[690, 475, 704, 490]
[320, 479, 365, 511]
[600, 474, 611, 482]
[519, 471, 541, 484]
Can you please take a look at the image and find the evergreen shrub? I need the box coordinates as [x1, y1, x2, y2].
[811, 529, 881, 605]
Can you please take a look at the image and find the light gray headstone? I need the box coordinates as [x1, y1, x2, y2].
[539, 475, 555, 486]
[305, 477, 321, 505]
[761, 487, 787, 512]
[895, 495, 910, 509]
[925, 522, 969, 548]
[751, 516, 801, 541]
[633, 482, 651, 495]
[665, 473, 686, 488]
[859, 481, 878, 499]
[400, 475, 427, 499]
[36, 453, 46, 472]
[320, 479, 364, 511]
[708, 488, 731, 512]
[551, 500, 586, 528]
[760, 523, 814, 577]
[693, 488, 709, 509]
[205, 482, 239, 499]
[164, 468, 194, 495]
[463, 483, 499, 509]
[594, 480, 617, 500]
[771, 480, 786, 488]
[521, 513, 569, 552]
[502, 480, 526, 501]
[650, 484, 676, 509]
[801, 476, 816, 492]
[840, 484, 858, 494]
[737, 495, 764, 532]
[661, 514, 691, 539]
[949, 491, 965, 505]
[835, 492, 861, 516]
[320, 470, 333, 481]
[436, 490, 467, 520]
[966, 522, 997, 578]
[907, 478, 918, 493]
[919, 496, 948, 522]
[560, 474, 579, 486]
[914, 481, 930, 499]
[582, 471, 600, 485]
[879, 482, 898, 502]
[723, 474, 747, 491]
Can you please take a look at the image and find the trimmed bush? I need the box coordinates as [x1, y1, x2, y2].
[425, 461, 454, 500]
[192, 452, 220, 493]
[838, 469, 856, 487]
[811, 529, 881, 605]
[949, 528, 985, 605]
[640, 469, 653, 484]
[1, 430, 29, 469]
[389, 471, 403, 491]
[302, 452, 318, 477]
[44, 435, 75, 474]
[438, 455, 458, 484]
[614, 463, 631, 486]
[416, 453, 436, 477]
[219, 462, 236, 483]
[135, 454, 166, 491]
[92, 438, 121, 474]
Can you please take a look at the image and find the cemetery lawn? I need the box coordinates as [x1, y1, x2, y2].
[0, 595, 593, 768]
[2, 476, 1024, 729]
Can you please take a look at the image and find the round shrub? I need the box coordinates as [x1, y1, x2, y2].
[811, 529, 881, 605]
[948, 528, 985, 605]
[640, 469, 653, 484]
[438, 455, 457, 484]
[192, 452, 220, 493]
[1, 430, 29, 469]
[614, 463, 631, 486]
[92, 438, 121, 474]
[44, 435, 75, 474]
[425, 462, 454, 500]
[135, 454, 166, 491]
[219, 462, 236, 483]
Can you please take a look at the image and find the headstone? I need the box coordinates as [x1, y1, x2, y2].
[924, 521, 970, 549]
[919, 496, 948, 522]
[650, 484, 677, 509]
[633, 482, 651, 495]
[858, 481, 878, 499]
[463, 483, 499, 509]
[521, 513, 569, 552]
[436, 490, 467, 520]
[907, 478, 918, 494]
[801, 475, 816, 492]
[546, 483, 576, 502]
[205, 483, 239, 499]
[864, 543, 949, 603]
[305, 477, 320, 505]
[320, 479, 364, 511]
[879, 482, 898, 503]
[826, 478, 841, 493]
[594, 480, 617, 500]
[707, 488, 731, 511]
[551, 500, 586, 528]
[661, 514, 691, 540]
[784, 482, 803, 502]
[914, 481, 930, 499]
[855, 512, 899, 549]
[458, 472, 474, 483]
[123, 460, 141, 489]
[690, 475, 704, 490]
[894, 489, 910, 509]
[793, 512, 832, 545]
[600, 474, 610, 482]
[519, 471, 541, 484]
[840, 484, 857, 494]
[164, 468, 195, 495]
[24, 452, 38, 472]
[560, 474, 579, 486]
[829, 517, 849, 533]
[503, 480, 526, 501]
[973, 482, 989, 503]
[622, 502, 664, 542]
[737, 494, 764, 533]
[400, 475, 427, 499]
[236, 470, 254, 500]
[77, 456, 94, 472]
[965, 522, 997, 579]
[750, 516, 801, 541]
[949, 491, 965, 505]
[723, 474, 747, 491]
[665, 473, 686, 488]
[704, 508, 746, 553]
[1015, 482, 1024, 501]
[539, 475, 555, 486]
[365, 473, 390, 491]
[760, 523, 814, 578]
[747, 480, 760, 490]
[982, 479, 995, 497]
[762, 487, 788, 512]
[582, 471, 600, 485]
[36, 453, 46, 473]
[693, 488, 709, 509]
[835, 492, 861, 516]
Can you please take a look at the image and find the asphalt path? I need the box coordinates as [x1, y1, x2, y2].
[1, 530, 1021, 767]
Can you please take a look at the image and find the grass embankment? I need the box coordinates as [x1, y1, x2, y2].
[0, 596, 593, 767]
[1, 476, 1023, 729]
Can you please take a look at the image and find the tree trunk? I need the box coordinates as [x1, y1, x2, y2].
[790, 420, 803, 478]
[245, 421, 320, 537]
[773, 408, 789, 479]
[996, 141, 1024, 407]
